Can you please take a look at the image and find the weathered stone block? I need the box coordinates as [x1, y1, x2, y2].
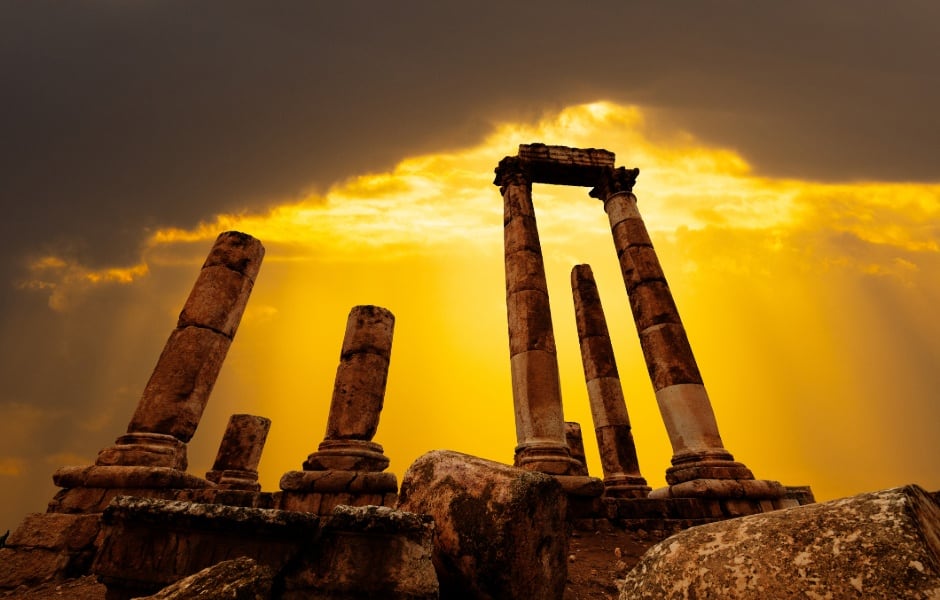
[177, 265, 254, 337]
[504, 215, 543, 256]
[620, 485, 940, 599]
[128, 326, 233, 442]
[136, 557, 274, 600]
[282, 505, 438, 600]
[506, 290, 556, 355]
[609, 216, 652, 251]
[398, 450, 568, 600]
[6, 513, 100, 551]
[578, 335, 619, 380]
[0, 547, 71, 589]
[93, 497, 319, 599]
[325, 353, 390, 440]
[340, 305, 395, 360]
[638, 324, 703, 389]
[505, 249, 549, 296]
[200, 231, 265, 282]
[629, 280, 681, 332]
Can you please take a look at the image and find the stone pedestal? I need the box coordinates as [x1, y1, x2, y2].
[495, 156, 585, 477]
[206, 414, 271, 491]
[571, 264, 650, 498]
[279, 305, 399, 514]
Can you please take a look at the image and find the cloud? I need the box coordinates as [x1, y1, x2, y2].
[0, 457, 24, 477]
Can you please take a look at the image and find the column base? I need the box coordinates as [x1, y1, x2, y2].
[602, 474, 652, 499]
[303, 439, 390, 472]
[514, 441, 587, 476]
[666, 450, 754, 485]
[205, 468, 261, 491]
[95, 432, 188, 470]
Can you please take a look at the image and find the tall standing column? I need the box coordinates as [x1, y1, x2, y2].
[96, 231, 265, 471]
[571, 264, 650, 497]
[590, 169, 753, 484]
[495, 157, 583, 476]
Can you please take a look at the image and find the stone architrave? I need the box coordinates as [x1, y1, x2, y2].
[279, 306, 398, 513]
[620, 485, 940, 599]
[205, 414, 271, 491]
[50, 232, 265, 507]
[494, 156, 584, 477]
[590, 170, 755, 486]
[571, 264, 650, 498]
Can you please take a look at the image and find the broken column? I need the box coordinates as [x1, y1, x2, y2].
[590, 170, 785, 505]
[571, 264, 650, 498]
[205, 414, 271, 491]
[49, 231, 265, 513]
[494, 156, 584, 477]
[279, 305, 398, 514]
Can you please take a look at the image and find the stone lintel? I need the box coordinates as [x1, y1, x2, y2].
[517, 143, 615, 186]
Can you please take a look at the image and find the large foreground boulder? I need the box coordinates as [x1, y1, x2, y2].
[620, 484, 940, 599]
[398, 450, 568, 600]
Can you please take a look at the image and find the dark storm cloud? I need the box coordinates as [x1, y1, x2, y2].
[1, 1, 938, 272]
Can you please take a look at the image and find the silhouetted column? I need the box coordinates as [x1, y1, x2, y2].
[206, 414, 271, 491]
[494, 157, 584, 476]
[96, 231, 265, 471]
[591, 169, 753, 484]
[571, 264, 650, 497]
[303, 305, 394, 472]
[279, 305, 399, 514]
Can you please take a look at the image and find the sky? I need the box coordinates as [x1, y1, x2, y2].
[2, 1, 939, 533]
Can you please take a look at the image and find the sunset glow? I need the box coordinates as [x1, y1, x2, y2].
[9, 102, 936, 513]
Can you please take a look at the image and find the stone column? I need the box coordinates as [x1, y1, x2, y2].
[279, 305, 398, 513]
[49, 232, 264, 512]
[564, 422, 588, 472]
[571, 264, 650, 497]
[590, 169, 753, 485]
[206, 414, 271, 491]
[494, 157, 584, 477]
[95, 231, 265, 472]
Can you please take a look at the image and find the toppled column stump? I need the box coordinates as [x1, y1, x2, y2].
[620, 485, 940, 599]
[281, 505, 438, 600]
[279, 305, 398, 514]
[205, 414, 271, 491]
[398, 450, 568, 600]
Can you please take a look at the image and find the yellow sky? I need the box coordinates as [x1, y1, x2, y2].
[23, 102, 940, 502]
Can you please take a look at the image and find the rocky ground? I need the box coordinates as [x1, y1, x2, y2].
[0, 527, 658, 600]
[564, 526, 660, 600]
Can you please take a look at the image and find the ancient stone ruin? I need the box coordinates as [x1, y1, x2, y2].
[1, 145, 937, 599]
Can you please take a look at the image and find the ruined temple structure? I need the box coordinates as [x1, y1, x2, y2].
[495, 144, 809, 520]
[1, 147, 823, 598]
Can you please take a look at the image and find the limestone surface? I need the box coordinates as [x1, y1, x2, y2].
[136, 557, 274, 599]
[620, 485, 940, 599]
[398, 450, 568, 600]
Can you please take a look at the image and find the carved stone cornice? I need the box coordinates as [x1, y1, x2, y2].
[589, 167, 640, 200]
[493, 156, 530, 189]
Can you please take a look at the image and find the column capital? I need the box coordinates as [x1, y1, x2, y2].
[494, 156, 531, 189]
[589, 167, 640, 200]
